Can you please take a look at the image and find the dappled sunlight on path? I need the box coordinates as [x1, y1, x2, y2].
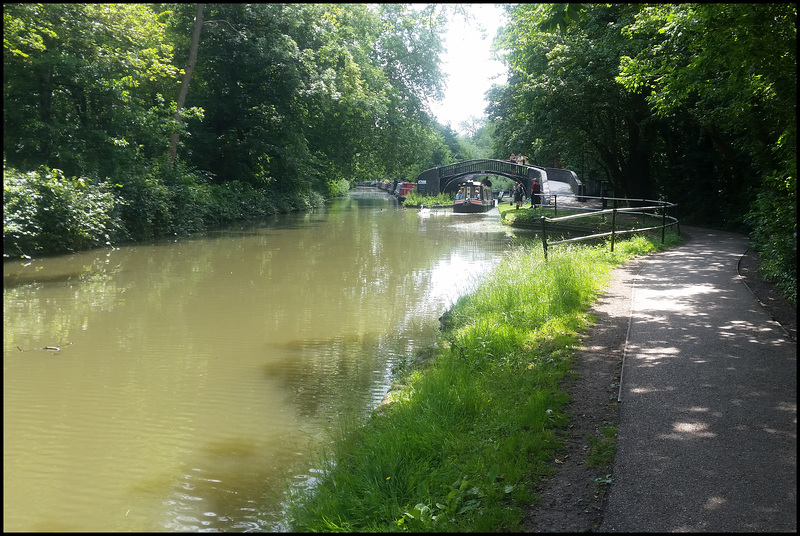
[600, 227, 796, 532]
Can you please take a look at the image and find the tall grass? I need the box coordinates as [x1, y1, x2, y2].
[283, 232, 681, 532]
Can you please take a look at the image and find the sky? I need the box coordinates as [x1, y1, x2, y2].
[427, 4, 509, 134]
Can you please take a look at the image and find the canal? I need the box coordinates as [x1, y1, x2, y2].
[3, 190, 520, 531]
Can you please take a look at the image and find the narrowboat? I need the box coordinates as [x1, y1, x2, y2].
[453, 180, 494, 213]
[393, 181, 417, 201]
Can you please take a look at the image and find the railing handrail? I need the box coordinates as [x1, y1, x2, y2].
[537, 196, 680, 261]
[437, 159, 540, 179]
[544, 203, 677, 222]
[545, 193, 677, 207]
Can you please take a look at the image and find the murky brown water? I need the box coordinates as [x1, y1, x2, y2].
[3, 191, 516, 531]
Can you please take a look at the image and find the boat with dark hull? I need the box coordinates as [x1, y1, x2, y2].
[453, 179, 494, 213]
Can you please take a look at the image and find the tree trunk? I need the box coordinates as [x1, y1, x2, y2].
[623, 117, 654, 200]
[38, 63, 54, 158]
[169, 3, 204, 165]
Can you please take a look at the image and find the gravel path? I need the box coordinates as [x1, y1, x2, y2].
[601, 227, 796, 532]
[523, 226, 797, 532]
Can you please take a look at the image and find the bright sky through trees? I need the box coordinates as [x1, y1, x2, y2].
[428, 3, 508, 133]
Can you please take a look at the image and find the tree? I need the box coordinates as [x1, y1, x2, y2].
[617, 4, 796, 219]
[487, 3, 795, 299]
[3, 3, 180, 179]
[491, 4, 658, 198]
[4, 2, 459, 254]
[178, 3, 447, 192]
[169, 3, 204, 165]
[616, 3, 796, 299]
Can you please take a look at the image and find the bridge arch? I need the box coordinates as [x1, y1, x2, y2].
[415, 159, 547, 198]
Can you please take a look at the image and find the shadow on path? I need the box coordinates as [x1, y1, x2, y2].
[600, 227, 796, 532]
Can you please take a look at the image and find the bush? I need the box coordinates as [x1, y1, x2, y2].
[327, 178, 351, 198]
[3, 165, 124, 258]
[745, 172, 797, 305]
[403, 191, 453, 206]
[5, 159, 329, 259]
[115, 157, 214, 241]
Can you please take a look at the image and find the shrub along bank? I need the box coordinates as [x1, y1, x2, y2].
[284, 231, 682, 532]
[3, 163, 325, 259]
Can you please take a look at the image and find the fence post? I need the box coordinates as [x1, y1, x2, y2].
[541, 216, 548, 262]
[641, 199, 646, 228]
[553, 194, 558, 217]
[661, 201, 667, 244]
[610, 203, 617, 253]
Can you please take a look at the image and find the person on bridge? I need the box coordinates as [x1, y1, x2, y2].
[509, 153, 517, 164]
[531, 179, 541, 208]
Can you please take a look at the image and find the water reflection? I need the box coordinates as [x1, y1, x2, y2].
[3, 191, 513, 531]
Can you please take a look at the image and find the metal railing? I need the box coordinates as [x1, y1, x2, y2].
[538, 195, 680, 261]
[437, 159, 534, 179]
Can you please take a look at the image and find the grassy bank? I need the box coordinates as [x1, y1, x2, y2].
[284, 231, 682, 532]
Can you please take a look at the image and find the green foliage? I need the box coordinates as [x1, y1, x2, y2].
[745, 171, 797, 305]
[491, 3, 796, 218]
[618, 4, 796, 136]
[458, 118, 495, 159]
[114, 157, 325, 242]
[616, 3, 796, 294]
[114, 157, 214, 241]
[2, 158, 325, 257]
[327, 178, 352, 198]
[491, 4, 656, 198]
[4, 3, 452, 257]
[205, 180, 275, 224]
[3, 3, 179, 178]
[402, 191, 453, 207]
[3, 165, 124, 258]
[616, 3, 796, 228]
[181, 3, 447, 194]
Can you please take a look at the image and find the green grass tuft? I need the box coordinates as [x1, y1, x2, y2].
[587, 425, 618, 469]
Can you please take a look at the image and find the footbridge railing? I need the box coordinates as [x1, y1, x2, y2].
[436, 159, 537, 180]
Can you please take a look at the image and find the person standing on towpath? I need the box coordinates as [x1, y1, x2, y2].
[530, 179, 541, 208]
[513, 181, 525, 210]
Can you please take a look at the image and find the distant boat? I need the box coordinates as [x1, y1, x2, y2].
[453, 179, 494, 213]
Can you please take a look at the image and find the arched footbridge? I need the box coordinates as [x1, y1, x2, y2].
[415, 159, 576, 198]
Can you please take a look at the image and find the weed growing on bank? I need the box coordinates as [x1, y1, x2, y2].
[402, 191, 454, 207]
[283, 232, 682, 532]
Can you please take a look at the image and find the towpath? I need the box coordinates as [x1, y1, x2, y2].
[599, 227, 797, 532]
